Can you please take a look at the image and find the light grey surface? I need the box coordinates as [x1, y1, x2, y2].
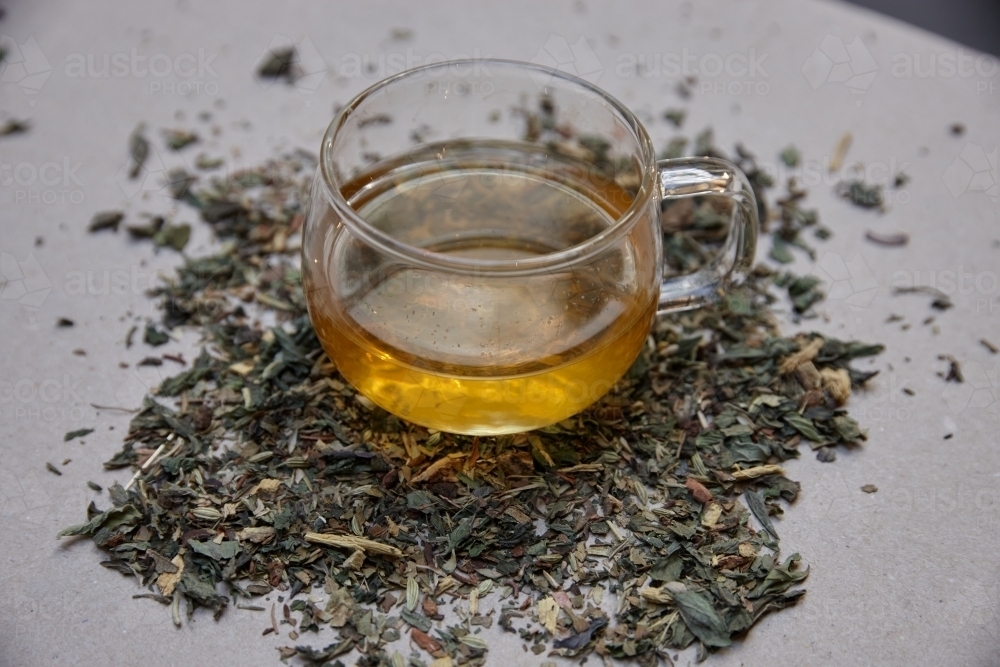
[1, 1, 998, 665]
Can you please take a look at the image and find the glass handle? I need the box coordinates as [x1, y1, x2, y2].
[656, 157, 759, 314]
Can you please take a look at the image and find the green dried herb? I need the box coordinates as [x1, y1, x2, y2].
[779, 146, 800, 167]
[838, 180, 883, 209]
[128, 124, 149, 179]
[162, 128, 198, 151]
[64, 428, 94, 441]
[153, 222, 191, 251]
[126, 216, 165, 239]
[663, 109, 685, 128]
[88, 211, 124, 233]
[893, 285, 954, 311]
[195, 154, 225, 170]
[0, 118, 29, 137]
[258, 47, 298, 82]
[62, 124, 887, 666]
[143, 324, 170, 347]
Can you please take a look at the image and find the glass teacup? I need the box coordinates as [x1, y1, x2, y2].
[303, 59, 757, 435]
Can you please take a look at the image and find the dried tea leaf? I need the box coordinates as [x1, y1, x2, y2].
[156, 555, 185, 595]
[663, 109, 686, 127]
[538, 596, 559, 634]
[664, 582, 732, 648]
[685, 478, 713, 504]
[258, 47, 297, 81]
[405, 575, 418, 611]
[400, 607, 432, 632]
[188, 539, 240, 561]
[304, 532, 402, 558]
[411, 628, 442, 654]
[64, 428, 94, 442]
[153, 223, 191, 251]
[88, 211, 124, 233]
[747, 554, 808, 599]
[143, 324, 170, 347]
[162, 128, 198, 151]
[745, 490, 778, 539]
[128, 125, 149, 178]
[731, 465, 785, 481]
[779, 146, 800, 167]
[838, 180, 883, 209]
[57, 504, 141, 537]
[865, 230, 908, 246]
[237, 526, 275, 544]
[0, 118, 30, 136]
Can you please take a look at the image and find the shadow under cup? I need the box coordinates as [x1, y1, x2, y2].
[303, 60, 663, 435]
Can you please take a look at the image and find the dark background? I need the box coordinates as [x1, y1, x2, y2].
[846, 0, 1000, 55]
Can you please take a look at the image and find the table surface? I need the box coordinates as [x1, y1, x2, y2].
[1, 1, 998, 665]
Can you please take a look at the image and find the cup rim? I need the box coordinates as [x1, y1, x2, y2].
[318, 58, 656, 274]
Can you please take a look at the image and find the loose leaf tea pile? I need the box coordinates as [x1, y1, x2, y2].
[62, 125, 883, 666]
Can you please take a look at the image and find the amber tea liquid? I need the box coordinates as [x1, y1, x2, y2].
[306, 141, 658, 434]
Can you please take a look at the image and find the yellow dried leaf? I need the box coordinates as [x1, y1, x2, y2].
[157, 555, 185, 595]
[779, 337, 824, 374]
[820, 367, 852, 405]
[828, 132, 852, 171]
[639, 587, 673, 604]
[343, 549, 365, 570]
[469, 588, 479, 616]
[538, 595, 559, 634]
[504, 506, 531, 524]
[731, 464, 785, 480]
[252, 478, 282, 495]
[237, 526, 275, 544]
[228, 361, 254, 376]
[795, 361, 821, 389]
[701, 502, 723, 527]
[304, 532, 403, 558]
[528, 434, 555, 467]
[409, 453, 463, 484]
